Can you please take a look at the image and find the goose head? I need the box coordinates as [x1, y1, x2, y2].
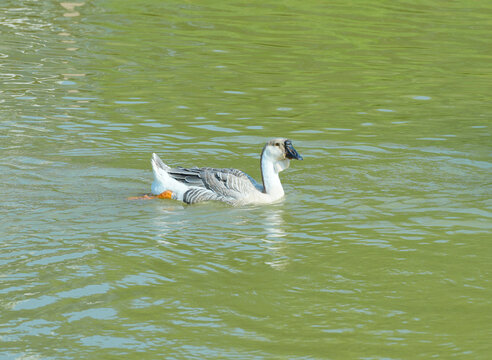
[262, 138, 303, 173]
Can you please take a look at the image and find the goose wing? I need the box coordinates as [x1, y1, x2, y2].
[168, 167, 261, 204]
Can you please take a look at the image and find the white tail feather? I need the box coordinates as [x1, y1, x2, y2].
[150, 153, 188, 200]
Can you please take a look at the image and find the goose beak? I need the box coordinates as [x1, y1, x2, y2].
[284, 140, 303, 160]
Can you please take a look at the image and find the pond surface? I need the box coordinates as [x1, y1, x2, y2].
[1, 1, 491, 359]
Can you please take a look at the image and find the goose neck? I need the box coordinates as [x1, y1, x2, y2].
[261, 156, 284, 198]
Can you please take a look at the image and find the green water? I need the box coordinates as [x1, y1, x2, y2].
[1, 1, 491, 359]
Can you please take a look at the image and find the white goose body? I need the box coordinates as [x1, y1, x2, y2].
[150, 138, 303, 206]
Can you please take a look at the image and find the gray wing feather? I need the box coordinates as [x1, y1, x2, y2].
[173, 167, 260, 204]
[183, 188, 235, 205]
[204, 168, 259, 197]
[167, 167, 204, 187]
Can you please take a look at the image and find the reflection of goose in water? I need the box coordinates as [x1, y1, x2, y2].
[149, 138, 303, 206]
[264, 207, 287, 241]
[263, 207, 290, 270]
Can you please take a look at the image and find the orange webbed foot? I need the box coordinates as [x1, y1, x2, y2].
[128, 190, 173, 200]
[127, 194, 156, 200]
[157, 190, 173, 199]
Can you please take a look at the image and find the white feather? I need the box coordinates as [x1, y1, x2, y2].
[150, 153, 188, 200]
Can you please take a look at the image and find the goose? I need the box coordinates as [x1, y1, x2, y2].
[143, 138, 303, 205]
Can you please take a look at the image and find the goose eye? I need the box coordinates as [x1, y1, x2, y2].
[275, 142, 280, 146]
